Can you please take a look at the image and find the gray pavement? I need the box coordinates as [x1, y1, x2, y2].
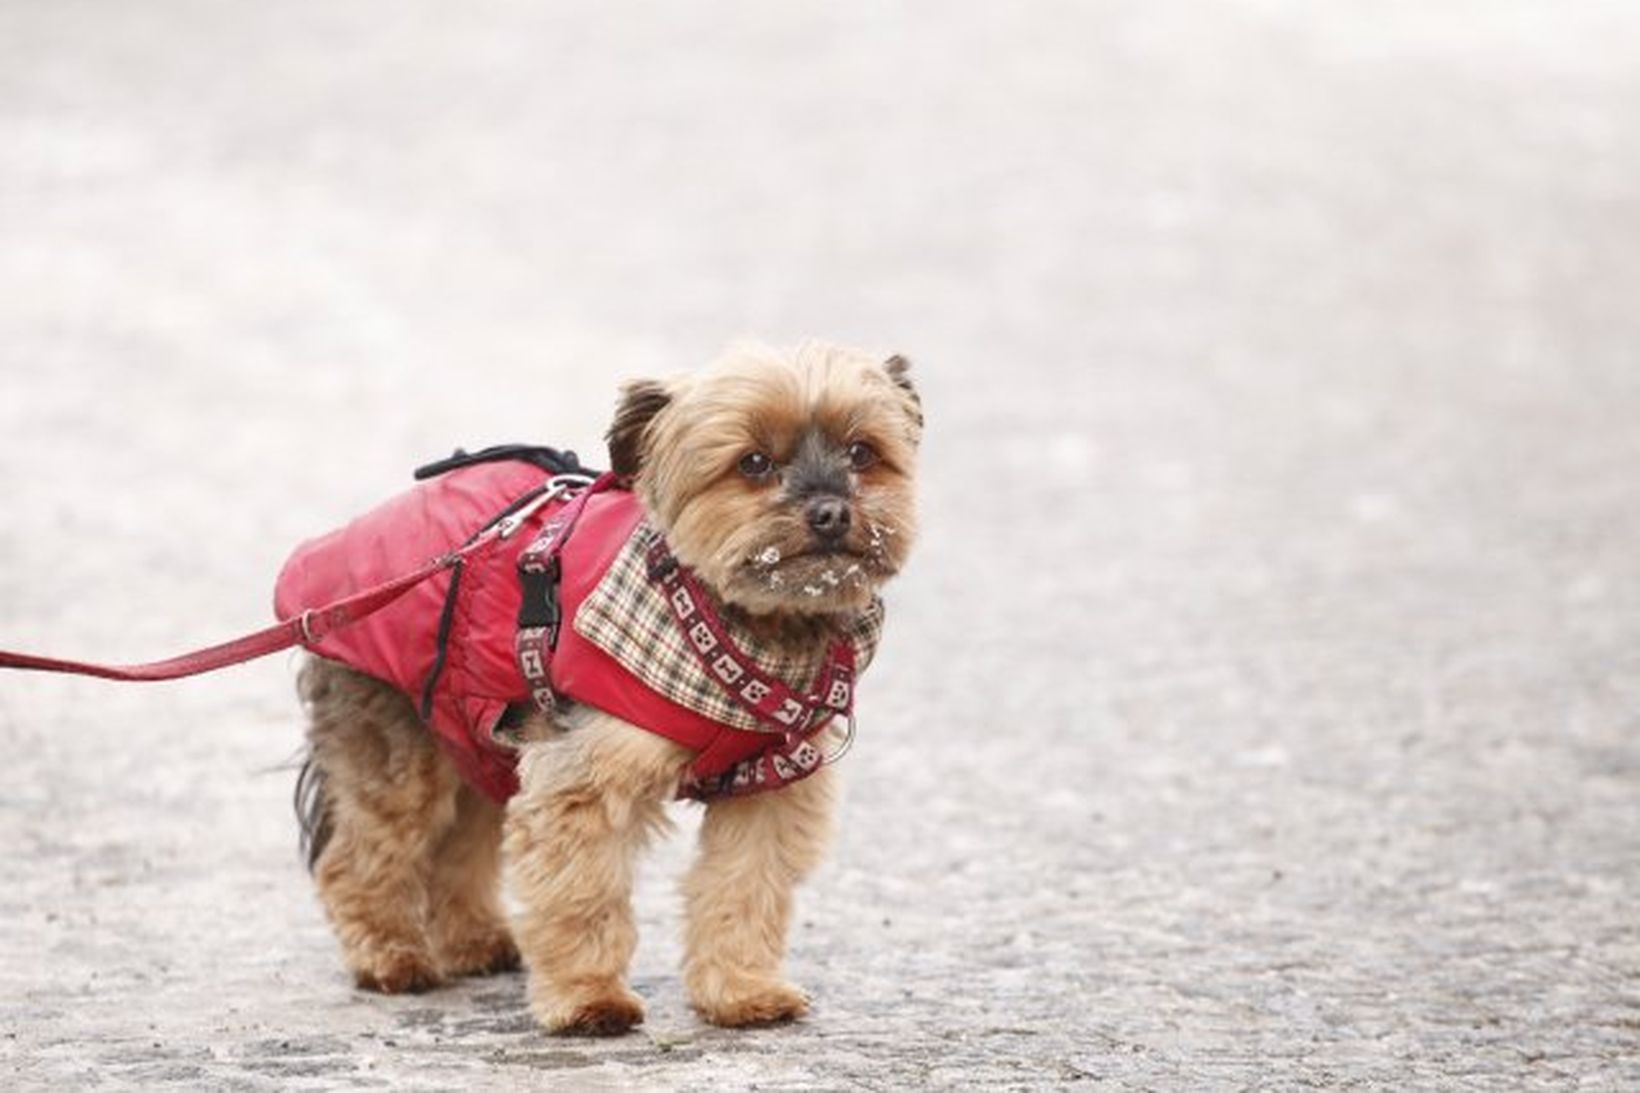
[4, 2, 1640, 1088]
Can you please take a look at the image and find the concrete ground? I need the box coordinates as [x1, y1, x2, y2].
[4, 2, 1639, 1088]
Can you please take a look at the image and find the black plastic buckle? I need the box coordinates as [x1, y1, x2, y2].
[517, 557, 562, 645]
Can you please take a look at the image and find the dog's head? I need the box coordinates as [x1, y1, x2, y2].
[607, 342, 921, 618]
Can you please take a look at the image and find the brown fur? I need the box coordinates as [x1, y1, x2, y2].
[297, 341, 919, 1033]
[298, 658, 519, 992]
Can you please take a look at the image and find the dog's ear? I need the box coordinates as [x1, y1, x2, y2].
[883, 354, 923, 435]
[606, 379, 673, 479]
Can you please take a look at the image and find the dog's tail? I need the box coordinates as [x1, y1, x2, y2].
[292, 656, 335, 872]
[293, 751, 334, 872]
[291, 748, 332, 866]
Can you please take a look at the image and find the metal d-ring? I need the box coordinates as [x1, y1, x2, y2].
[820, 711, 856, 765]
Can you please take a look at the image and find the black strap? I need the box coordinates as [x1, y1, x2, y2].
[413, 444, 599, 481]
[419, 560, 465, 720]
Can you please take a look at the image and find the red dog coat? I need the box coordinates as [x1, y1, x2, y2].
[273, 457, 879, 802]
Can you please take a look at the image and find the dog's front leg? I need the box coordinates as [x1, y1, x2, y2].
[682, 765, 837, 1027]
[503, 712, 687, 1035]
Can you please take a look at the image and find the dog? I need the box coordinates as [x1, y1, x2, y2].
[293, 341, 920, 1034]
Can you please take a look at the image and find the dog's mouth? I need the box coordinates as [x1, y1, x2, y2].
[738, 540, 884, 600]
[799, 542, 860, 558]
[746, 542, 870, 571]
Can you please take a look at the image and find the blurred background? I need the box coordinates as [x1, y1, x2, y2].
[3, 2, 1638, 1087]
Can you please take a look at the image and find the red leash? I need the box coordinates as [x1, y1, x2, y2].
[0, 542, 490, 683]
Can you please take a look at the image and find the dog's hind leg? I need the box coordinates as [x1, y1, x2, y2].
[299, 657, 460, 994]
[426, 782, 519, 978]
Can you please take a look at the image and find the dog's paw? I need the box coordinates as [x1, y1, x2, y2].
[538, 982, 646, 1036]
[352, 949, 443, 995]
[439, 930, 521, 978]
[692, 979, 809, 1028]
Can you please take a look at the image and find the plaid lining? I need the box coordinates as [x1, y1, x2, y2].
[573, 522, 883, 733]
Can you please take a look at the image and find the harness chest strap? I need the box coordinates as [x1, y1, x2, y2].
[642, 539, 857, 800]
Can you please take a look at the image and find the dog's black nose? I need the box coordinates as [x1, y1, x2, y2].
[805, 497, 851, 541]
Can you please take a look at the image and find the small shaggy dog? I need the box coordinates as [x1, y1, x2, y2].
[293, 342, 920, 1034]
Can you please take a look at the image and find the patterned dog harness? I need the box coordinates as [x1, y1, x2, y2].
[273, 449, 882, 803]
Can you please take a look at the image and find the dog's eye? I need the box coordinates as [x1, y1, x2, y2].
[738, 451, 775, 479]
[847, 441, 878, 471]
